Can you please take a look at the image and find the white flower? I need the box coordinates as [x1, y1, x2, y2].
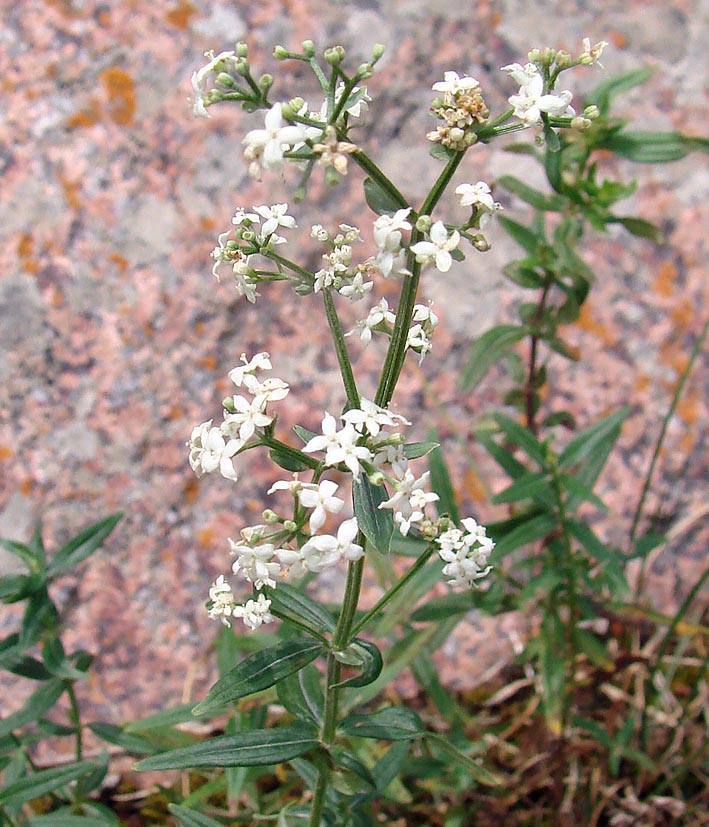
[456, 181, 503, 228]
[373, 208, 412, 251]
[341, 398, 410, 437]
[191, 50, 237, 118]
[502, 63, 574, 125]
[406, 323, 433, 364]
[232, 593, 274, 630]
[243, 375, 290, 405]
[372, 441, 408, 478]
[207, 575, 237, 625]
[432, 71, 480, 96]
[303, 413, 341, 455]
[302, 414, 372, 477]
[410, 221, 461, 273]
[253, 204, 297, 238]
[297, 480, 345, 531]
[187, 421, 241, 481]
[268, 474, 306, 496]
[229, 352, 272, 386]
[222, 395, 273, 441]
[347, 298, 396, 345]
[335, 82, 372, 117]
[299, 517, 364, 572]
[412, 302, 439, 329]
[229, 540, 282, 589]
[243, 103, 309, 176]
[378, 470, 439, 536]
[338, 272, 373, 302]
[232, 208, 260, 226]
[435, 517, 494, 589]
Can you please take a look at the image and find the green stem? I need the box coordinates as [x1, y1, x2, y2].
[323, 290, 360, 409]
[266, 250, 316, 282]
[349, 543, 437, 639]
[308, 761, 331, 827]
[630, 317, 708, 594]
[257, 434, 320, 470]
[375, 150, 466, 407]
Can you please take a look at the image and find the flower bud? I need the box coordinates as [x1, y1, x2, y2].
[259, 73, 274, 90]
[420, 519, 438, 540]
[234, 58, 250, 77]
[415, 214, 433, 233]
[222, 396, 236, 413]
[583, 104, 600, 120]
[472, 234, 490, 252]
[301, 40, 316, 57]
[236, 42, 248, 58]
[355, 63, 374, 79]
[324, 46, 345, 65]
[555, 50, 571, 68]
[540, 47, 556, 66]
[367, 470, 386, 486]
[527, 49, 542, 63]
[273, 45, 289, 59]
[324, 166, 341, 187]
[571, 115, 591, 131]
[371, 44, 386, 62]
[283, 519, 297, 532]
[288, 96, 305, 114]
[262, 509, 280, 524]
[215, 72, 237, 89]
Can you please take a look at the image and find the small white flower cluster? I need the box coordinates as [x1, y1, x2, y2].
[187, 353, 288, 482]
[410, 221, 461, 273]
[379, 469, 440, 536]
[372, 208, 412, 279]
[191, 49, 241, 118]
[427, 71, 489, 151]
[211, 204, 298, 302]
[502, 62, 575, 126]
[406, 302, 439, 365]
[243, 102, 319, 179]
[310, 223, 374, 300]
[455, 182, 503, 229]
[435, 518, 494, 589]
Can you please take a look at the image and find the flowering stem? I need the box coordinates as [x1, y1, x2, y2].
[266, 251, 316, 282]
[375, 150, 466, 407]
[348, 542, 437, 639]
[257, 434, 320, 470]
[323, 290, 360, 409]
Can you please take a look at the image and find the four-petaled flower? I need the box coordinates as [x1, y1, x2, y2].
[410, 221, 461, 273]
[432, 71, 480, 96]
[243, 102, 309, 177]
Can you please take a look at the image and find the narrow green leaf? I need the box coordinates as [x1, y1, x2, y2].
[363, 177, 405, 216]
[574, 628, 614, 671]
[0, 761, 98, 807]
[403, 441, 439, 460]
[545, 140, 562, 191]
[331, 639, 383, 689]
[461, 324, 527, 391]
[567, 519, 615, 564]
[293, 424, 318, 444]
[476, 431, 528, 480]
[543, 124, 560, 152]
[276, 664, 324, 726]
[192, 638, 324, 716]
[135, 723, 319, 770]
[0, 679, 65, 737]
[353, 475, 394, 554]
[491, 471, 552, 505]
[607, 216, 663, 243]
[491, 512, 558, 560]
[498, 175, 562, 210]
[168, 804, 226, 827]
[266, 582, 336, 635]
[425, 732, 501, 785]
[493, 413, 548, 467]
[0, 574, 42, 603]
[585, 66, 657, 114]
[48, 514, 122, 579]
[339, 707, 424, 741]
[42, 637, 87, 680]
[558, 406, 630, 470]
[0, 539, 41, 573]
[497, 216, 540, 254]
[503, 261, 545, 288]
[600, 130, 709, 163]
[429, 142, 457, 162]
[28, 813, 111, 827]
[88, 723, 159, 756]
[268, 448, 311, 472]
[124, 703, 203, 732]
[558, 474, 609, 512]
[426, 433, 459, 524]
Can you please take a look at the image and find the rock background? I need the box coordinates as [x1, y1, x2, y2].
[0, 0, 707, 721]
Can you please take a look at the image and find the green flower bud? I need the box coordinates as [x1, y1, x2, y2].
[234, 58, 250, 77]
[540, 47, 557, 65]
[259, 73, 274, 89]
[283, 519, 297, 532]
[236, 42, 248, 58]
[528, 49, 542, 64]
[371, 44, 386, 62]
[301, 40, 316, 57]
[273, 45, 289, 59]
[262, 509, 279, 524]
[324, 166, 341, 187]
[367, 470, 386, 486]
[571, 115, 591, 131]
[355, 63, 374, 80]
[324, 46, 345, 65]
[555, 50, 571, 68]
[215, 72, 237, 89]
[288, 96, 305, 113]
[222, 396, 236, 413]
[583, 104, 600, 120]
[416, 214, 433, 233]
[472, 234, 490, 252]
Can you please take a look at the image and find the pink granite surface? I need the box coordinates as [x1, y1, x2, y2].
[0, 0, 707, 721]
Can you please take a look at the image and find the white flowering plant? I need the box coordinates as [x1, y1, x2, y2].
[128, 38, 709, 827]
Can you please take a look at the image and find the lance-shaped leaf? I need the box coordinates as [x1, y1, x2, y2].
[599, 130, 709, 163]
[339, 707, 425, 741]
[490, 512, 558, 561]
[461, 324, 527, 392]
[277, 664, 324, 726]
[266, 582, 336, 636]
[498, 175, 563, 211]
[47, 513, 123, 579]
[0, 761, 99, 808]
[28, 813, 112, 827]
[425, 732, 502, 786]
[192, 638, 324, 716]
[363, 177, 406, 216]
[88, 723, 160, 756]
[135, 723, 319, 770]
[427, 435, 459, 524]
[0, 678, 65, 737]
[558, 406, 630, 470]
[403, 441, 439, 460]
[331, 639, 383, 689]
[493, 413, 548, 467]
[353, 475, 394, 554]
[168, 804, 226, 827]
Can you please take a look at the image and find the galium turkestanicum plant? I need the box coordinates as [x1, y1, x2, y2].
[136, 37, 611, 826]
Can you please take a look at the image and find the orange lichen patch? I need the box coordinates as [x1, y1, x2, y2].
[183, 477, 200, 504]
[200, 216, 217, 231]
[634, 373, 651, 394]
[608, 30, 627, 49]
[670, 299, 693, 329]
[197, 527, 215, 548]
[66, 99, 101, 129]
[0, 445, 14, 460]
[165, 405, 184, 421]
[575, 302, 616, 347]
[48, 286, 65, 307]
[58, 173, 82, 210]
[109, 252, 129, 272]
[659, 340, 689, 377]
[20, 479, 34, 496]
[44, 0, 85, 17]
[166, 1, 196, 29]
[675, 391, 698, 426]
[653, 260, 677, 297]
[199, 355, 218, 370]
[462, 466, 487, 504]
[100, 67, 136, 126]
[97, 8, 111, 26]
[17, 232, 40, 274]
